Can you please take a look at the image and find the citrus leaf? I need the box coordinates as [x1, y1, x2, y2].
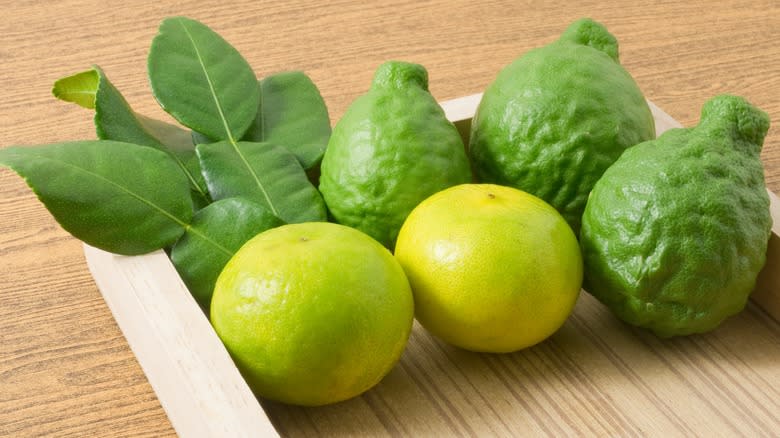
[137, 115, 211, 208]
[242, 71, 331, 169]
[136, 114, 196, 153]
[197, 140, 327, 223]
[52, 66, 211, 205]
[0, 141, 193, 255]
[148, 16, 259, 142]
[170, 197, 284, 308]
[54, 66, 166, 147]
[191, 130, 215, 147]
[52, 69, 98, 109]
[183, 153, 210, 210]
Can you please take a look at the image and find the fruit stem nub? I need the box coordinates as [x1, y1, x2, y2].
[371, 61, 429, 91]
[699, 94, 770, 151]
[559, 18, 619, 63]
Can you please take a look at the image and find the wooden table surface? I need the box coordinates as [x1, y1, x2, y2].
[1, 1, 778, 436]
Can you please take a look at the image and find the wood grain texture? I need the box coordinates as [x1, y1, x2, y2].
[1, 0, 778, 436]
[79, 98, 780, 438]
[83, 245, 278, 438]
[264, 301, 780, 437]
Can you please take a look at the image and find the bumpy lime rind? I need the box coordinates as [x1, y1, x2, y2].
[371, 61, 429, 91]
[580, 95, 771, 337]
[319, 61, 472, 248]
[469, 18, 654, 234]
[559, 17, 619, 62]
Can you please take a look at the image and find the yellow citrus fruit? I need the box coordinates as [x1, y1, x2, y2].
[210, 222, 414, 406]
[394, 184, 582, 352]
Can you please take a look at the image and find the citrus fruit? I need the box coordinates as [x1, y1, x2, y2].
[170, 197, 283, 309]
[210, 222, 414, 406]
[319, 60, 472, 249]
[580, 95, 771, 337]
[394, 184, 582, 353]
[469, 18, 655, 233]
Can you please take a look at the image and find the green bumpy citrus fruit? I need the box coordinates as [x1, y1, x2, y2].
[395, 184, 582, 353]
[319, 61, 472, 249]
[469, 18, 655, 233]
[580, 95, 771, 337]
[210, 222, 414, 406]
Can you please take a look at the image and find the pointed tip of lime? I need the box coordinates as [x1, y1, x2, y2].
[371, 61, 429, 91]
[700, 94, 770, 148]
[559, 18, 619, 63]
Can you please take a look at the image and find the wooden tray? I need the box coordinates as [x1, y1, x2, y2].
[84, 95, 780, 437]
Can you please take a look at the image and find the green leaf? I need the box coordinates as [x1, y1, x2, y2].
[183, 153, 210, 210]
[137, 114, 196, 153]
[52, 66, 212, 206]
[54, 66, 164, 147]
[197, 140, 327, 223]
[170, 197, 283, 308]
[148, 16, 259, 142]
[0, 141, 193, 255]
[242, 71, 332, 169]
[52, 69, 98, 109]
[135, 115, 212, 208]
[191, 130, 215, 147]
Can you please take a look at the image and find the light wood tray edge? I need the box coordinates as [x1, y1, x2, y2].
[83, 245, 280, 438]
[83, 94, 780, 437]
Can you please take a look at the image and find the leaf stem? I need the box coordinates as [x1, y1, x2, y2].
[169, 152, 212, 203]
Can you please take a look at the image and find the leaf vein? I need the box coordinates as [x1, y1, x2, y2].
[227, 142, 280, 217]
[16, 151, 189, 229]
[186, 226, 233, 256]
[175, 18, 280, 217]
[61, 90, 96, 95]
[176, 18, 235, 144]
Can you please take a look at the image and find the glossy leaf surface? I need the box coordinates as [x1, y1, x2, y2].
[170, 197, 283, 308]
[243, 71, 331, 169]
[197, 140, 327, 223]
[148, 16, 259, 142]
[0, 141, 193, 255]
[53, 67, 211, 204]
